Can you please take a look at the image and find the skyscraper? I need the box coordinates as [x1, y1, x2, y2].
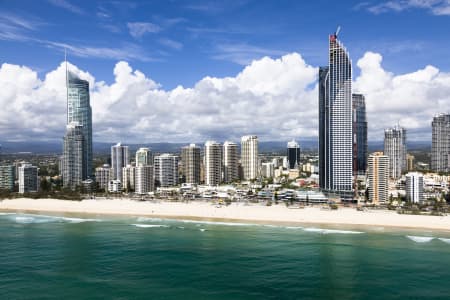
[205, 141, 222, 186]
[318, 30, 353, 198]
[154, 154, 179, 187]
[384, 126, 407, 179]
[181, 144, 201, 184]
[431, 114, 450, 172]
[136, 147, 152, 167]
[62, 122, 84, 189]
[352, 94, 368, 175]
[95, 164, 111, 191]
[287, 140, 301, 170]
[241, 135, 258, 180]
[405, 172, 424, 203]
[67, 71, 93, 179]
[122, 164, 136, 191]
[135, 165, 154, 194]
[18, 163, 39, 194]
[367, 152, 389, 205]
[223, 141, 239, 183]
[111, 143, 129, 181]
[0, 165, 15, 191]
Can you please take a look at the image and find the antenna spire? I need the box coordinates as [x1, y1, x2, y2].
[335, 26, 341, 37]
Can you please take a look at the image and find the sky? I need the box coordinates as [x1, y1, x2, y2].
[1, 0, 450, 143]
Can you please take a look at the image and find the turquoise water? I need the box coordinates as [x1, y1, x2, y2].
[1, 212, 450, 299]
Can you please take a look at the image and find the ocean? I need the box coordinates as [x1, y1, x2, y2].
[1, 212, 450, 299]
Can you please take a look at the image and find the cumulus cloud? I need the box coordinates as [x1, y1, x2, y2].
[0, 51, 449, 144]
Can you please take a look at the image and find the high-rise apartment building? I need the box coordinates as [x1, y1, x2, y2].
[122, 164, 136, 191]
[204, 141, 222, 186]
[287, 140, 301, 170]
[431, 114, 450, 172]
[223, 141, 239, 183]
[135, 165, 154, 194]
[62, 122, 84, 189]
[136, 147, 152, 167]
[384, 126, 407, 179]
[241, 135, 258, 180]
[261, 162, 275, 178]
[67, 71, 93, 179]
[319, 30, 353, 198]
[18, 163, 39, 194]
[111, 143, 129, 181]
[95, 164, 111, 191]
[352, 94, 368, 175]
[154, 154, 179, 187]
[181, 144, 201, 184]
[367, 152, 389, 205]
[405, 172, 424, 203]
[0, 165, 15, 191]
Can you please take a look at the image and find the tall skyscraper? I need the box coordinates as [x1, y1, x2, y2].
[62, 122, 84, 189]
[204, 141, 222, 186]
[405, 172, 424, 203]
[367, 152, 389, 205]
[352, 94, 368, 175]
[431, 114, 450, 172]
[154, 154, 179, 187]
[95, 164, 111, 191]
[111, 143, 129, 181]
[136, 147, 152, 167]
[384, 126, 407, 179]
[181, 144, 201, 184]
[241, 135, 258, 180]
[287, 140, 301, 170]
[318, 30, 353, 198]
[18, 163, 39, 194]
[67, 71, 93, 179]
[223, 141, 239, 183]
[122, 164, 136, 191]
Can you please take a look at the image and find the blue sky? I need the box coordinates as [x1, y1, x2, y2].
[1, 0, 450, 143]
[1, 0, 449, 89]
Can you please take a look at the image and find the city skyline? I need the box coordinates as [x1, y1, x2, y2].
[1, 1, 450, 144]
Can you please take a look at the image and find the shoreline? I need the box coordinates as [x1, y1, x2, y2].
[1, 198, 450, 233]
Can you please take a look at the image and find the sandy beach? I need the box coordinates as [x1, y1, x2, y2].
[1, 198, 450, 231]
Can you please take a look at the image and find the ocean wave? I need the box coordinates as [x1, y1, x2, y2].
[179, 220, 255, 227]
[131, 224, 170, 228]
[438, 238, 450, 244]
[9, 214, 99, 224]
[199, 228, 206, 232]
[136, 217, 164, 222]
[0, 212, 15, 215]
[406, 236, 434, 243]
[285, 226, 304, 230]
[303, 228, 364, 234]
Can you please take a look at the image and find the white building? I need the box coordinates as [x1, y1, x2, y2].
[136, 147, 152, 167]
[108, 180, 122, 193]
[241, 135, 258, 180]
[384, 126, 407, 179]
[95, 164, 111, 191]
[154, 154, 179, 187]
[406, 172, 424, 203]
[111, 143, 129, 181]
[135, 165, 154, 194]
[205, 141, 222, 186]
[181, 144, 201, 184]
[368, 152, 389, 205]
[261, 162, 275, 178]
[18, 163, 39, 194]
[122, 164, 136, 191]
[223, 141, 239, 183]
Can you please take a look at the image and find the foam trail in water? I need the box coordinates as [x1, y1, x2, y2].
[285, 226, 304, 230]
[303, 228, 364, 234]
[136, 217, 164, 222]
[132, 224, 169, 228]
[179, 219, 255, 226]
[10, 214, 99, 224]
[438, 238, 450, 244]
[406, 236, 434, 243]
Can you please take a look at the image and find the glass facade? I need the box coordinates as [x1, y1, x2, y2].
[352, 94, 367, 175]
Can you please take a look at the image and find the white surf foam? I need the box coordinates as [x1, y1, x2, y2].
[179, 219, 255, 227]
[132, 224, 169, 228]
[285, 226, 304, 230]
[199, 228, 206, 232]
[406, 236, 434, 243]
[438, 238, 450, 244]
[303, 228, 364, 234]
[10, 214, 99, 224]
[136, 217, 164, 222]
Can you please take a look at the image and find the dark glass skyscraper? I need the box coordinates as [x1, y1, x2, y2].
[67, 71, 93, 179]
[287, 140, 301, 170]
[352, 94, 367, 175]
[318, 31, 353, 199]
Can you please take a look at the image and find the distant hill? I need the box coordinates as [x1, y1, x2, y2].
[0, 139, 431, 155]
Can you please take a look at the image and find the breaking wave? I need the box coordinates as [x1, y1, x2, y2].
[406, 236, 434, 243]
[303, 228, 364, 234]
[132, 224, 170, 228]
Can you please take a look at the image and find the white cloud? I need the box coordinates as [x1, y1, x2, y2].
[47, 0, 85, 15]
[364, 0, 450, 15]
[1, 51, 449, 144]
[127, 22, 161, 38]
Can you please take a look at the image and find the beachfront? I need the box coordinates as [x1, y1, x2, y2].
[1, 198, 450, 231]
